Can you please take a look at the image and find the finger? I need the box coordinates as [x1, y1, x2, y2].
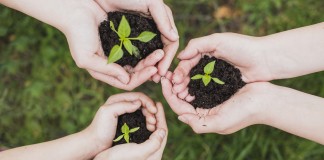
[178, 88, 189, 100]
[104, 101, 142, 117]
[158, 35, 179, 76]
[146, 0, 179, 41]
[177, 35, 218, 60]
[84, 55, 130, 84]
[139, 128, 166, 157]
[134, 49, 164, 71]
[90, 66, 157, 91]
[142, 108, 157, 125]
[106, 92, 157, 114]
[172, 54, 201, 84]
[152, 74, 161, 83]
[165, 71, 173, 80]
[155, 102, 167, 130]
[156, 5, 179, 76]
[161, 77, 196, 115]
[173, 77, 190, 93]
[185, 95, 195, 102]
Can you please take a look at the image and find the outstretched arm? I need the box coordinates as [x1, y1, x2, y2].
[162, 75, 324, 144]
[261, 22, 324, 80]
[0, 131, 102, 160]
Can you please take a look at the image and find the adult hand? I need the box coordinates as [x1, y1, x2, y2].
[94, 102, 168, 160]
[95, 0, 180, 82]
[172, 33, 273, 94]
[162, 73, 271, 134]
[83, 92, 159, 152]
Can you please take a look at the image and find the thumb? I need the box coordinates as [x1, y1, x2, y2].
[138, 128, 166, 157]
[177, 35, 218, 60]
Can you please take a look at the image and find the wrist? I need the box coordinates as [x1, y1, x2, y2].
[77, 129, 108, 159]
[258, 35, 296, 81]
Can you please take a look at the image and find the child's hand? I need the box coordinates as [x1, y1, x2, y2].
[93, 102, 168, 160]
[82, 92, 161, 153]
[95, 0, 179, 81]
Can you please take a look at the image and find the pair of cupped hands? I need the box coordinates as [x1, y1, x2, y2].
[63, 0, 292, 158]
[65, 0, 281, 137]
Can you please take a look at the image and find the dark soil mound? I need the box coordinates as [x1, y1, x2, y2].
[188, 56, 246, 109]
[99, 12, 163, 67]
[113, 109, 152, 146]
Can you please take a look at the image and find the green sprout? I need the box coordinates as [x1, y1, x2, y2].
[191, 61, 225, 86]
[108, 15, 157, 63]
[113, 123, 140, 143]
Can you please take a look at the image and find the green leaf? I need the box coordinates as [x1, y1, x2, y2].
[202, 75, 211, 86]
[124, 133, 130, 143]
[136, 31, 157, 42]
[108, 45, 123, 63]
[113, 134, 124, 142]
[121, 123, 129, 134]
[132, 45, 141, 59]
[191, 74, 204, 80]
[118, 15, 131, 38]
[129, 127, 140, 133]
[123, 39, 133, 55]
[204, 61, 216, 74]
[212, 78, 225, 85]
[109, 21, 118, 34]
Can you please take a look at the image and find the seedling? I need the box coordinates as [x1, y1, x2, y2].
[108, 15, 157, 63]
[191, 61, 225, 86]
[113, 123, 140, 143]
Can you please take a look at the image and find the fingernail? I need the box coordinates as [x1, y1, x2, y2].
[178, 116, 188, 124]
[118, 75, 129, 84]
[158, 129, 166, 138]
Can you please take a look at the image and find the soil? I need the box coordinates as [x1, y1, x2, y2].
[188, 56, 246, 109]
[113, 109, 152, 146]
[99, 12, 163, 67]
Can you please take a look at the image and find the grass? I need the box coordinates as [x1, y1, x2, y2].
[1, 0, 324, 159]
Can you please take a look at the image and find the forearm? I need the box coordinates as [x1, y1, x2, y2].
[261, 22, 324, 80]
[261, 84, 324, 145]
[0, 131, 102, 160]
[0, 0, 79, 32]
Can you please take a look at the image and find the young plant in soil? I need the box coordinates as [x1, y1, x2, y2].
[108, 15, 157, 63]
[113, 123, 140, 143]
[191, 61, 225, 86]
[113, 109, 152, 146]
[99, 12, 163, 67]
[188, 56, 246, 109]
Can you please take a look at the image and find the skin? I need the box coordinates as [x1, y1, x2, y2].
[0, 92, 168, 160]
[162, 22, 324, 145]
[1, 0, 179, 90]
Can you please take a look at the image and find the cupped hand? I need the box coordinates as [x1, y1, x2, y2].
[95, 0, 179, 81]
[94, 102, 168, 160]
[172, 33, 274, 93]
[162, 74, 272, 134]
[83, 92, 160, 153]
[62, 0, 169, 90]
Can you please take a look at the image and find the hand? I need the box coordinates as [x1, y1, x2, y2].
[83, 92, 159, 152]
[94, 102, 168, 160]
[172, 33, 273, 93]
[95, 0, 180, 82]
[61, 0, 168, 90]
[162, 74, 271, 134]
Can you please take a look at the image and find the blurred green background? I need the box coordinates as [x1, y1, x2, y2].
[1, 0, 324, 159]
